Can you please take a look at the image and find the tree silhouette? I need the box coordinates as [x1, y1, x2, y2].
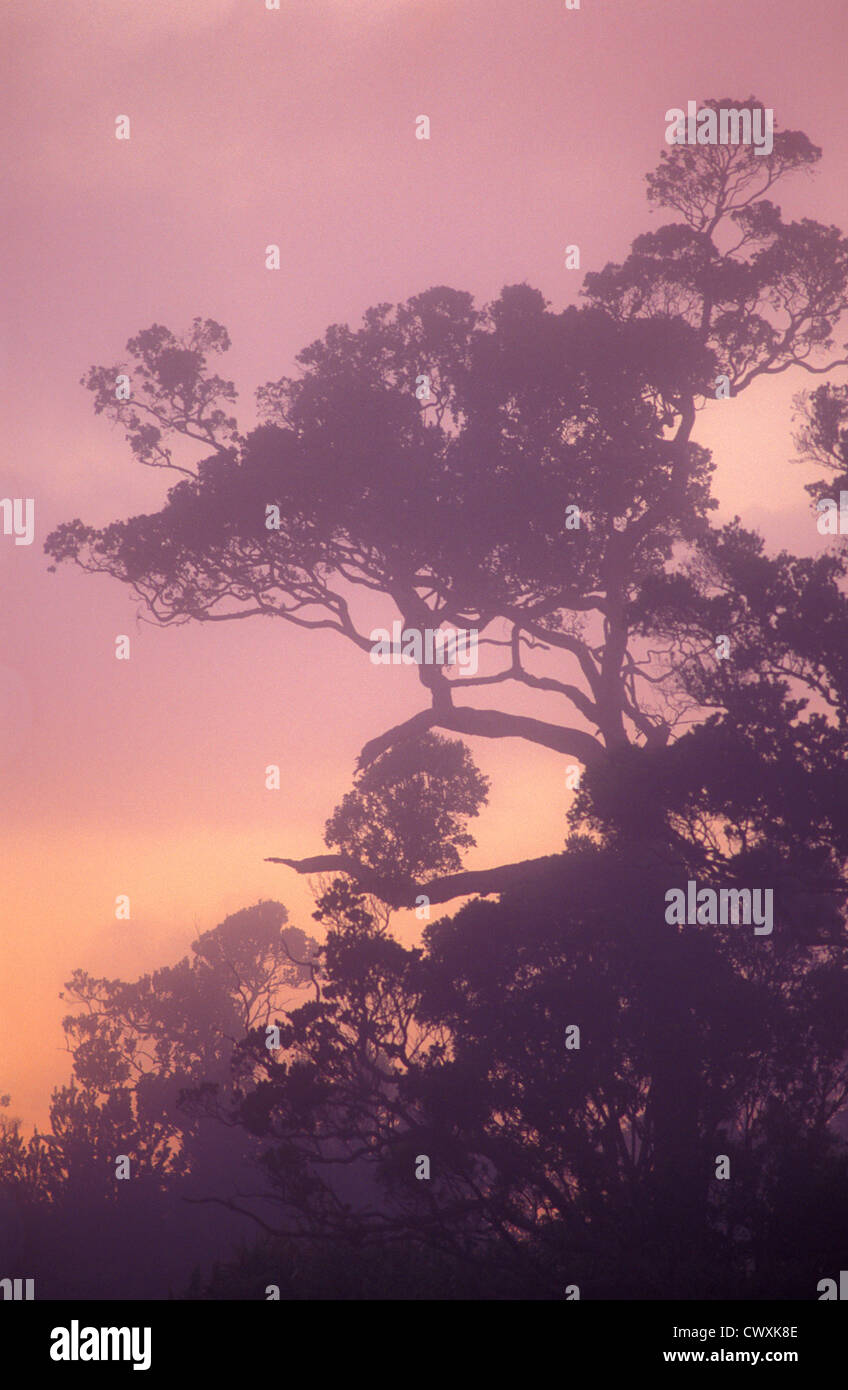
[35, 99, 848, 1297]
[45, 98, 848, 910]
[48, 902, 317, 1183]
[220, 842, 848, 1297]
[268, 733, 490, 907]
[795, 379, 848, 513]
[0, 903, 322, 1298]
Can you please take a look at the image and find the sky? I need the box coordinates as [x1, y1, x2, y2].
[2, 0, 848, 1130]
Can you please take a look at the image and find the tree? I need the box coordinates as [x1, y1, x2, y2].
[47, 901, 317, 1184]
[794, 379, 848, 511]
[268, 732, 490, 908]
[3, 902, 317, 1205]
[39, 100, 848, 1297]
[216, 843, 848, 1297]
[44, 97, 848, 909]
[0, 903, 322, 1298]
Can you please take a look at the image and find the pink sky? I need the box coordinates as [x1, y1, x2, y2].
[2, 0, 848, 1129]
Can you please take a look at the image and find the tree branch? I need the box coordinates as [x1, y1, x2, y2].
[264, 851, 571, 909]
[355, 703, 603, 770]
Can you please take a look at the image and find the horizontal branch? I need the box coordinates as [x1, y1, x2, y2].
[264, 852, 569, 909]
[356, 704, 603, 770]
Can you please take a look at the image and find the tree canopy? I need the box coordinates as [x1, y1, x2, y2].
[33, 99, 848, 1298]
[45, 98, 848, 909]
